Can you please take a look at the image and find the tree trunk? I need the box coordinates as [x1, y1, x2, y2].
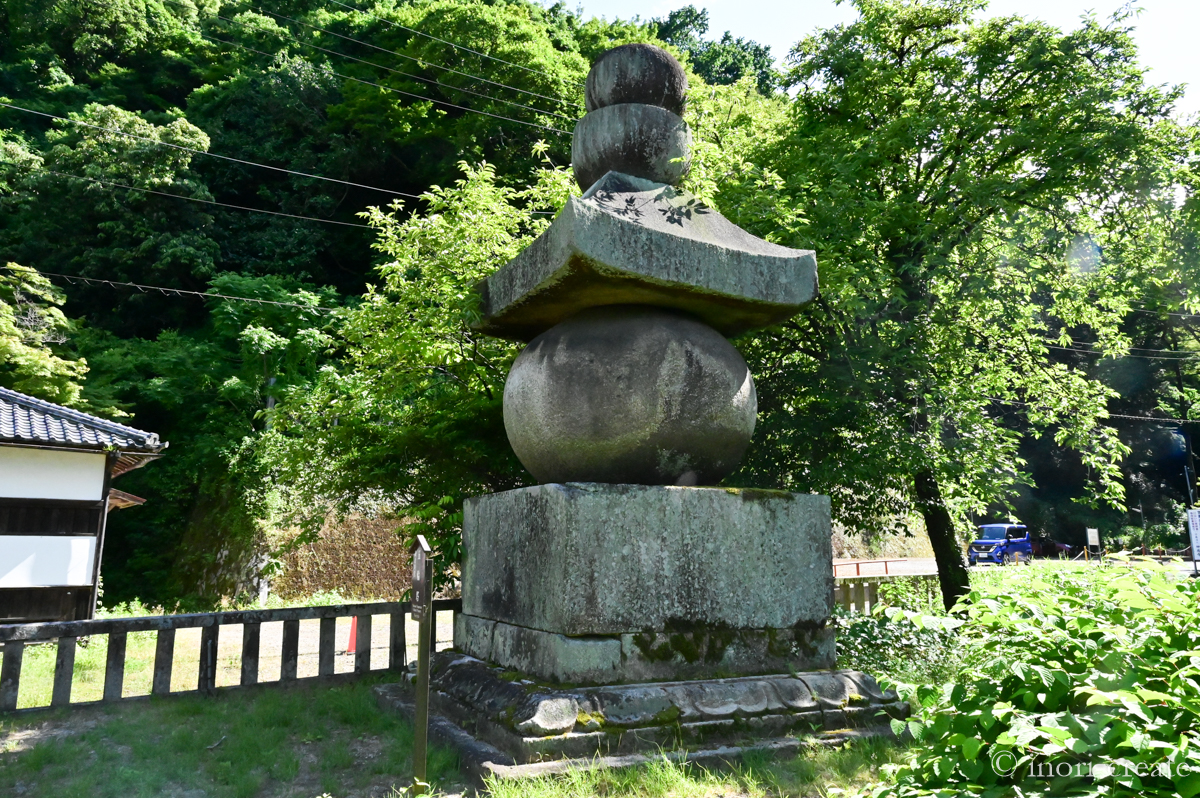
[913, 469, 970, 611]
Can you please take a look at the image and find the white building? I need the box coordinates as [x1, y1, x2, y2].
[0, 387, 166, 623]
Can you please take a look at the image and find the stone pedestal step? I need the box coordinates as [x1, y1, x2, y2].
[374, 652, 908, 784]
[376, 680, 897, 787]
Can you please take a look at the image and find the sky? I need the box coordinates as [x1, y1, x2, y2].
[575, 0, 1199, 119]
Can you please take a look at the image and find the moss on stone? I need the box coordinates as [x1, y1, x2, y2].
[576, 709, 606, 730]
[651, 705, 683, 725]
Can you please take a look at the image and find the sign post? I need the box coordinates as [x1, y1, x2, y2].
[1187, 510, 1200, 579]
[1086, 528, 1100, 563]
[409, 535, 433, 796]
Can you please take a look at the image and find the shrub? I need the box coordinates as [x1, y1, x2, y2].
[864, 563, 1200, 797]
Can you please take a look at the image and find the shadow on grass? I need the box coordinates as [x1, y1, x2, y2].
[0, 674, 461, 798]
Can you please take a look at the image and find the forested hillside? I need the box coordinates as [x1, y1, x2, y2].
[1, 0, 1197, 608]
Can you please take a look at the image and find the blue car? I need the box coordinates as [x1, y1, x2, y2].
[968, 524, 1033, 566]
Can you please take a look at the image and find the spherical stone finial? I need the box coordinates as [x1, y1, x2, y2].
[585, 43, 688, 116]
[503, 305, 757, 486]
[571, 104, 691, 191]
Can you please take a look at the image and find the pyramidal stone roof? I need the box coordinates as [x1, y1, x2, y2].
[0, 386, 164, 453]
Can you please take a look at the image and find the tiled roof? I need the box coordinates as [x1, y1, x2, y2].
[0, 386, 164, 452]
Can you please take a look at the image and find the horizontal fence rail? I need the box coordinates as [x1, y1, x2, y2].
[834, 573, 938, 615]
[0, 599, 461, 713]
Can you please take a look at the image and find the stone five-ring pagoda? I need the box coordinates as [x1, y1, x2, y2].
[387, 43, 903, 774]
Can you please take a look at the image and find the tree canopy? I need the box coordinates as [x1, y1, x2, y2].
[1, 0, 1197, 608]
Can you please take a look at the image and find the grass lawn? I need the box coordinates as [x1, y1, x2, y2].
[484, 738, 903, 798]
[0, 675, 462, 798]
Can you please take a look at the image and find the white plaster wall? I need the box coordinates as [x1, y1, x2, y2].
[0, 447, 107, 501]
[0, 536, 96, 587]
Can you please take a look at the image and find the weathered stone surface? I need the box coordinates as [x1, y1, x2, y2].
[458, 612, 624, 683]
[458, 615, 834, 684]
[463, 483, 832, 637]
[474, 172, 818, 342]
[504, 305, 756, 485]
[378, 676, 899, 783]
[386, 653, 907, 767]
[585, 43, 688, 115]
[515, 696, 581, 736]
[572, 104, 691, 190]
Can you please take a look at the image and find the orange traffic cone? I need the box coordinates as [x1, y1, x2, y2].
[346, 616, 357, 655]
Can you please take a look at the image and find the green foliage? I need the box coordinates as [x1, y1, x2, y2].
[722, 0, 1193, 606]
[653, 5, 779, 93]
[270, 159, 575, 586]
[0, 0, 640, 605]
[0, 262, 88, 405]
[866, 563, 1200, 797]
[836, 606, 963, 686]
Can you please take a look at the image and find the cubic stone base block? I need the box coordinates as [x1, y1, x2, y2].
[459, 483, 834, 684]
[376, 653, 907, 769]
[456, 614, 835, 685]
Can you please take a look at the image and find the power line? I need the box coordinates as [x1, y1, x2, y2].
[213, 13, 574, 122]
[0, 101, 424, 199]
[39, 169, 372, 228]
[1131, 307, 1200, 319]
[202, 32, 570, 137]
[1, 264, 339, 312]
[251, 7, 580, 113]
[1049, 338, 1197, 356]
[325, 0, 586, 92]
[1043, 343, 1196, 362]
[987, 396, 1193, 425]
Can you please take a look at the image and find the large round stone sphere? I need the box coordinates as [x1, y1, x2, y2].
[571, 104, 691, 190]
[585, 43, 688, 116]
[504, 305, 756, 486]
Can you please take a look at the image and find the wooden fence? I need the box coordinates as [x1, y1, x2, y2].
[835, 573, 938, 614]
[0, 598, 461, 713]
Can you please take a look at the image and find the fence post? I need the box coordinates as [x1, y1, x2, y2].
[390, 610, 407, 671]
[198, 624, 218, 694]
[241, 622, 261, 686]
[1, 641, 24, 711]
[354, 614, 372, 674]
[103, 632, 127, 701]
[52, 637, 76, 707]
[281, 619, 300, 682]
[153, 628, 175, 696]
[318, 617, 335, 677]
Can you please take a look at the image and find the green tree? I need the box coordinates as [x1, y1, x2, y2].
[737, 0, 1191, 608]
[653, 6, 778, 93]
[269, 159, 575, 584]
[0, 262, 88, 405]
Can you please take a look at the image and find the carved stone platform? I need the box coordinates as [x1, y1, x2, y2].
[376, 652, 907, 781]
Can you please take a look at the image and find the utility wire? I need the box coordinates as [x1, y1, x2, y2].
[1046, 337, 1198, 356]
[252, 7, 580, 113]
[214, 14, 574, 122]
[0, 101, 424, 199]
[325, 0, 586, 92]
[202, 32, 570, 136]
[1043, 343, 1197, 362]
[1, 264, 339, 312]
[1131, 307, 1200, 319]
[40, 168, 372, 228]
[987, 396, 1193, 425]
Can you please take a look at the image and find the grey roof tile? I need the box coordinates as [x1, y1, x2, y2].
[0, 386, 163, 452]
